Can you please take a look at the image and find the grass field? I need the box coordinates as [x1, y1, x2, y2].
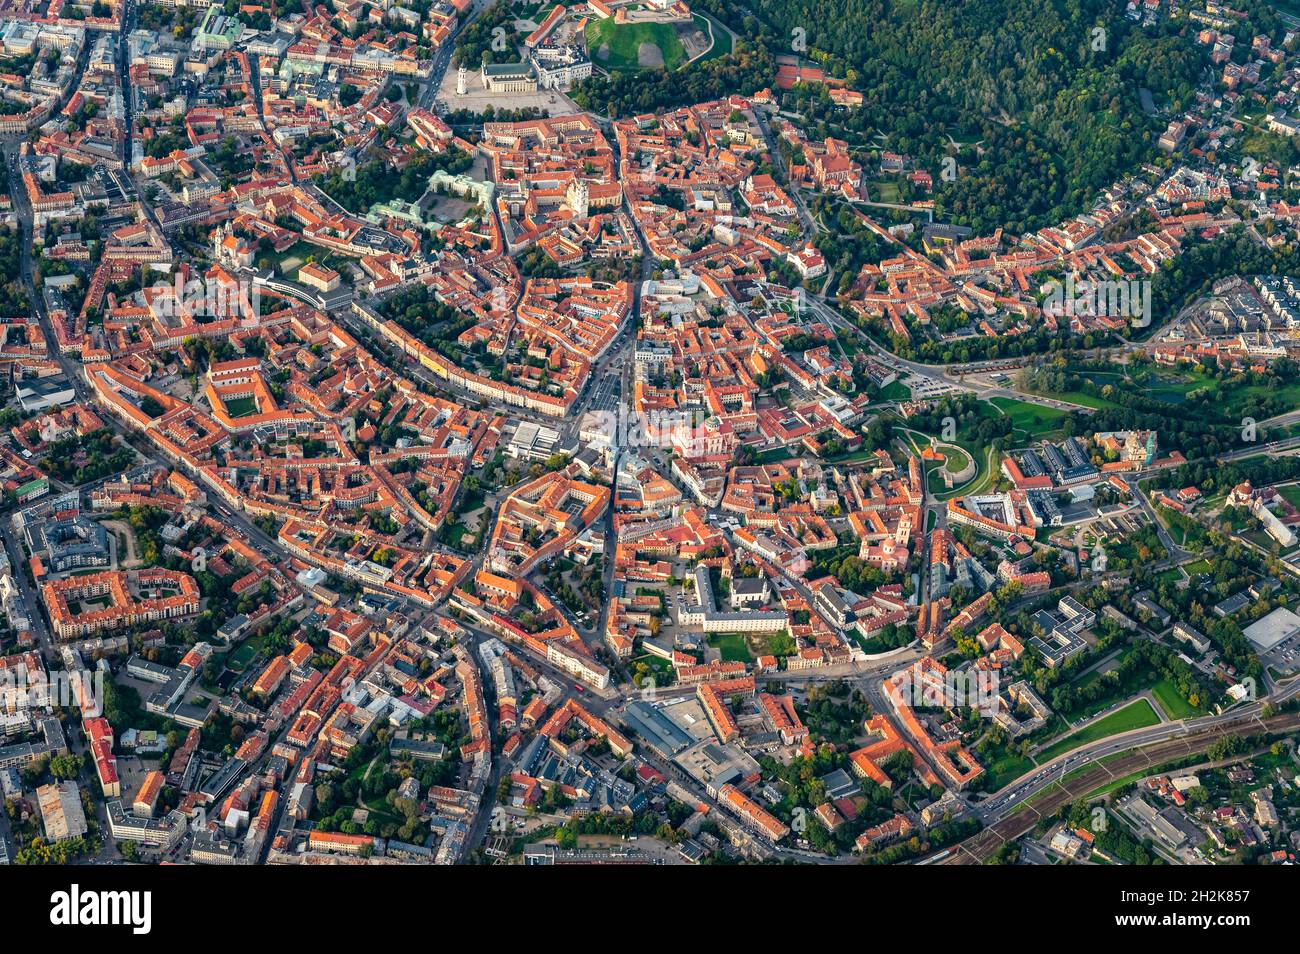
[981, 751, 1036, 790]
[896, 399, 1002, 500]
[922, 444, 974, 494]
[226, 637, 264, 673]
[868, 178, 903, 203]
[586, 19, 686, 71]
[224, 396, 258, 418]
[691, 13, 731, 63]
[1060, 361, 1300, 423]
[989, 397, 1069, 441]
[934, 444, 998, 500]
[266, 241, 351, 282]
[631, 653, 674, 683]
[1155, 566, 1184, 585]
[1036, 699, 1161, 762]
[1151, 678, 1199, 720]
[708, 633, 752, 663]
[1277, 483, 1300, 509]
[440, 520, 470, 550]
[879, 379, 911, 402]
[1034, 388, 1116, 410]
[1013, 367, 1123, 411]
[938, 444, 973, 469]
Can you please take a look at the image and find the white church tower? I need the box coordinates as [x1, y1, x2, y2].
[566, 178, 589, 219]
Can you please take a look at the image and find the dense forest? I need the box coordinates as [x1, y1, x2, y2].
[452, 0, 519, 69]
[570, 0, 1218, 234]
[570, 37, 776, 118]
[0, 228, 27, 319]
[714, 0, 1207, 232]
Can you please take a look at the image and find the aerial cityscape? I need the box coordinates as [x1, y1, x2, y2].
[0, 0, 1297, 886]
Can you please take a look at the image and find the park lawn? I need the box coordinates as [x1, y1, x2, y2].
[1151, 678, 1199, 720]
[980, 751, 1036, 790]
[1072, 363, 1209, 406]
[1220, 380, 1300, 419]
[1138, 367, 1217, 403]
[1040, 389, 1115, 410]
[631, 653, 674, 684]
[708, 632, 753, 663]
[878, 379, 911, 402]
[899, 415, 983, 461]
[1277, 483, 1300, 509]
[752, 447, 798, 465]
[361, 795, 406, 828]
[457, 487, 485, 515]
[1066, 647, 1158, 719]
[1035, 699, 1161, 762]
[852, 633, 894, 654]
[1142, 364, 1300, 420]
[586, 18, 686, 71]
[923, 444, 974, 494]
[934, 444, 998, 501]
[1155, 566, 1185, 585]
[989, 397, 1069, 439]
[1071, 665, 1105, 694]
[513, 1, 556, 18]
[938, 444, 973, 470]
[1108, 533, 1169, 571]
[898, 403, 998, 500]
[692, 13, 731, 62]
[1038, 361, 1300, 421]
[440, 520, 470, 550]
[869, 177, 903, 203]
[1016, 376, 1120, 411]
[268, 240, 340, 276]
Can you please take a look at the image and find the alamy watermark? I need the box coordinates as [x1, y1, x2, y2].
[1042, 276, 1151, 329]
[892, 667, 1001, 717]
[50, 885, 151, 935]
[149, 274, 261, 322]
[0, 667, 104, 716]
[582, 406, 721, 457]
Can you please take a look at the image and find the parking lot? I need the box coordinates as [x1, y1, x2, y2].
[114, 753, 156, 805]
[906, 374, 968, 399]
[1260, 629, 1300, 674]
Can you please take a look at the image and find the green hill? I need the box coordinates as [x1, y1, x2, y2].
[587, 18, 688, 71]
[695, 0, 1223, 232]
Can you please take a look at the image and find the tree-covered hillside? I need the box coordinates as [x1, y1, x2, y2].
[716, 0, 1209, 232]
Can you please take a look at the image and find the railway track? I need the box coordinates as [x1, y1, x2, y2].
[940, 710, 1300, 864]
